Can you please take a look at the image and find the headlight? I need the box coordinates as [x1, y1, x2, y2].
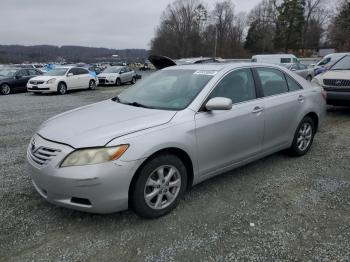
[60, 145, 129, 167]
[47, 78, 56, 84]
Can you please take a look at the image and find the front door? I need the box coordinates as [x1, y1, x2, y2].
[195, 68, 264, 176]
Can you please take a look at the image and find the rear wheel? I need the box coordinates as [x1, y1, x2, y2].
[57, 82, 67, 95]
[289, 116, 315, 156]
[88, 80, 96, 90]
[0, 84, 11, 95]
[131, 154, 187, 218]
[306, 75, 312, 81]
[130, 77, 136, 84]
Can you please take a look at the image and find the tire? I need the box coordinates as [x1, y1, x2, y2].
[88, 80, 96, 90]
[289, 116, 315, 156]
[0, 84, 11, 95]
[306, 75, 312, 81]
[131, 154, 188, 218]
[57, 82, 67, 95]
[130, 77, 136, 84]
[115, 78, 121, 86]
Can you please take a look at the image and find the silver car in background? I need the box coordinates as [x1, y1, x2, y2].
[282, 63, 314, 81]
[97, 66, 136, 86]
[27, 63, 326, 218]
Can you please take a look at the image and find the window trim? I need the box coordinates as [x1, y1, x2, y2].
[198, 67, 261, 112]
[252, 66, 304, 98]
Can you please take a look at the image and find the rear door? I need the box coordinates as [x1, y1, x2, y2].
[77, 68, 90, 88]
[254, 67, 303, 152]
[195, 68, 264, 176]
[13, 69, 30, 90]
[119, 67, 128, 83]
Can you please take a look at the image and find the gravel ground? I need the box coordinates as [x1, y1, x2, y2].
[0, 81, 349, 261]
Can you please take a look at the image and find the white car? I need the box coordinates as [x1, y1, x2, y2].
[251, 54, 300, 64]
[27, 67, 97, 95]
[97, 66, 136, 86]
[312, 54, 350, 106]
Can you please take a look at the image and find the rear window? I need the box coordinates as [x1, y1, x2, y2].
[281, 58, 292, 63]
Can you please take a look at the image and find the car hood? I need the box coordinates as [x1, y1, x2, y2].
[38, 100, 177, 148]
[98, 73, 119, 78]
[318, 70, 350, 80]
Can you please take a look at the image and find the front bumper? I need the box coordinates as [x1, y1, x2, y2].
[27, 83, 56, 93]
[27, 134, 143, 214]
[97, 78, 115, 85]
[326, 90, 350, 106]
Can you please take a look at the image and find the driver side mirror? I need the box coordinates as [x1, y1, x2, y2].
[205, 97, 232, 111]
[67, 73, 73, 77]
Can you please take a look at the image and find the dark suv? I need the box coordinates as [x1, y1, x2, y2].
[0, 68, 42, 95]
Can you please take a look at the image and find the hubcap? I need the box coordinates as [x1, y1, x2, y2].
[90, 81, 96, 89]
[144, 165, 181, 210]
[297, 122, 312, 151]
[1, 84, 10, 95]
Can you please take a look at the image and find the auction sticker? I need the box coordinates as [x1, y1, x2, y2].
[193, 70, 218, 76]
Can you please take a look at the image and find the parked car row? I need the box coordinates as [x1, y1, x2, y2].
[0, 65, 138, 95]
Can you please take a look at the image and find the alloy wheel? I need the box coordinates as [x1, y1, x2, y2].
[144, 165, 181, 210]
[297, 122, 313, 151]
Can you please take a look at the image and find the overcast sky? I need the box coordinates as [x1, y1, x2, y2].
[1, 0, 261, 49]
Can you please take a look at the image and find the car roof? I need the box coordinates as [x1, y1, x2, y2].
[164, 62, 286, 72]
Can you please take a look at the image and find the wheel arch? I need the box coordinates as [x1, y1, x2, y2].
[304, 112, 319, 133]
[128, 147, 194, 206]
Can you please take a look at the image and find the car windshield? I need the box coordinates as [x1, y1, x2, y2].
[331, 55, 350, 70]
[117, 69, 215, 110]
[0, 68, 17, 77]
[44, 68, 68, 76]
[103, 67, 122, 73]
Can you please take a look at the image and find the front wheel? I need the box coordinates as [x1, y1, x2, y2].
[306, 75, 312, 81]
[131, 154, 187, 218]
[289, 116, 315, 156]
[115, 78, 121, 86]
[57, 82, 67, 95]
[0, 84, 11, 95]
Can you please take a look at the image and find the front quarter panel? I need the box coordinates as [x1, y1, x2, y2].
[106, 109, 198, 178]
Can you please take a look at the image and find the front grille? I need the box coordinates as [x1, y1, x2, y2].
[323, 79, 350, 87]
[98, 78, 106, 84]
[29, 80, 45, 85]
[29, 144, 61, 166]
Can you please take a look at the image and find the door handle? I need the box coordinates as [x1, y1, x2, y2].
[252, 106, 264, 114]
[298, 95, 305, 102]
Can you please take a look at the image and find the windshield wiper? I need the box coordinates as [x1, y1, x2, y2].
[112, 96, 154, 109]
[124, 101, 155, 109]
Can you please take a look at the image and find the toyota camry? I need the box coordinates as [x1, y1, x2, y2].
[27, 63, 326, 218]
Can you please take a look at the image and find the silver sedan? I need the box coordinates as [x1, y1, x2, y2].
[27, 63, 326, 218]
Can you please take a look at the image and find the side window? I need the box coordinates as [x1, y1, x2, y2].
[256, 68, 289, 97]
[281, 58, 291, 63]
[27, 69, 39, 76]
[209, 68, 256, 104]
[17, 70, 28, 77]
[120, 67, 126, 74]
[286, 75, 302, 91]
[318, 57, 331, 66]
[78, 68, 88, 75]
[68, 68, 79, 75]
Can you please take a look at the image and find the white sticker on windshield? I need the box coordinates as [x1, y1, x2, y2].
[193, 70, 218, 76]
